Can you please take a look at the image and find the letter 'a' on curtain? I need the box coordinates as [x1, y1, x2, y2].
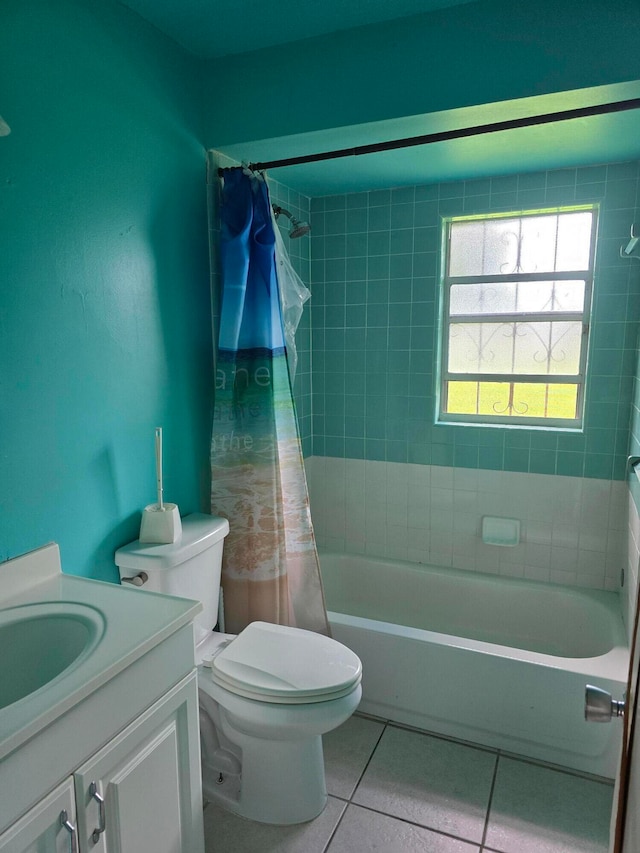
[211, 167, 329, 635]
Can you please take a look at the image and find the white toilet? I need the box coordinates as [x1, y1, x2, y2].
[115, 513, 362, 825]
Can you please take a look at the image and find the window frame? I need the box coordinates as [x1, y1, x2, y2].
[437, 205, 598, 430]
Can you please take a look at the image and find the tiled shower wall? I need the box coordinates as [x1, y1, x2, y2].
[309, 161, 640, 478]
[306, 161, 640, 598]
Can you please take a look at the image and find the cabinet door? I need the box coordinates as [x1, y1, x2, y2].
[0, 777, 77, 853]
[74, 672, 204, 853]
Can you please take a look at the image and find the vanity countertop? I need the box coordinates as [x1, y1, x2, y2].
[0, 542, 201, 761]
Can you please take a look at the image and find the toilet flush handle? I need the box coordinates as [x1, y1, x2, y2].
[120, 572, 148, 587]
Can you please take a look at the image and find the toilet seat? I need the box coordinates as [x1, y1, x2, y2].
[198, 621, 362, 704]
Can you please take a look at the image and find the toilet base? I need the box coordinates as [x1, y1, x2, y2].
[203, 729, 327, 825]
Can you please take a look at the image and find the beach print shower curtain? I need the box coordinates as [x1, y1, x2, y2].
[211, 167, 329, 635]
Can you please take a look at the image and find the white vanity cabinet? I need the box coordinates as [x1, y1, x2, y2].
[74, 673, 201, 853]
[0, 674, 203, 853]
[0, 543, 205, 853]
[0, 778, 77, 853]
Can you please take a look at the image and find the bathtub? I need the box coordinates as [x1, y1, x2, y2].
[321, 552, 628, 778]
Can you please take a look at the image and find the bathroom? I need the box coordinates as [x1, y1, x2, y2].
[2, 0, 640, 851]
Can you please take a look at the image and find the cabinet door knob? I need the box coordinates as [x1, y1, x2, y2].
[89, 781, 106, 843]
[59, 810, 78, 853]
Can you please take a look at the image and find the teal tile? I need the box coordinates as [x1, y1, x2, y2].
[491, 175, 519, 193]
[367, 280, 389, 303]
[415, 226, 439, 252]
[390, 254, 413, 278]
[518, 172, 546, 190]
[390, 203, 414, 229]
[464, 194, 491, 213]
[346, 304, 366, 327]
[344, 437, 365, 458]
[346, 192, 368, 209]
[431, 443, 454, 465]
[547, 168, 576, 188]
[389, 303, 412, 326]
[408, 444, 432, 464]
[454, 444, 479, 468]
[392, 186, 415, 204]
[530, 431, 558, 450]
[323, 195, 346, 211]
[438, 198, 462, 216]
[324, 235, 346, 258]
[585, 428, 615, 454]
[612, 454, 627, 479]
[344, 416, 364, 437]
[557, 432, 587, 452]
[390, 229, 414, 254]
[414, 200, 438, 225]
[545, 186, 575, 205]
[389, 278, 413, 303]
[575, 182, 606, 202]
[439, 181, 463, 199]
[346, 233, 368, 257]
[504, 447, 530, 472]
[366, 303, 388, 327]
[369, 189, 391, 206]
[479, 446, 504, 470]
[577, 165, 608, 184]
[465, 178, 492, 195]
[325, 437, 345, 456]
[584, 453, 613, 479]
[368, 232, 390, 256]
[607, 161, 639, 180]
[415, 184, 439, 201]
[506, 430, 531, 449]
[365, 439, 386, 461]
[605, 180, 638, 208]
[346, 207, 368, 233]
[324, 209, 346, 235]
[368, 204, 391, 231]
[530, 449, 557, 475]
[556, 451, 585, 476]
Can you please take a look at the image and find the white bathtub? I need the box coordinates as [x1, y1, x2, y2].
[321, 552, 628, 778]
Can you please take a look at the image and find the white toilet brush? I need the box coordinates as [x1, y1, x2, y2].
[139, 427, 182, 544]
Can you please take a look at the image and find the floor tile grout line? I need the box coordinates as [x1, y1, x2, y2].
[479, 750, 501, 850]
[345, 718, 389, 801]
[336, 799, 487, 849]
[323, 720, 389, 853]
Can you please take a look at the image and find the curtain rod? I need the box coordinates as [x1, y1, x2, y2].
[217, 97, 640, 175]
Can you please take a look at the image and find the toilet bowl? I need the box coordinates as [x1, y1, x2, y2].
[115, 514, 362, 825]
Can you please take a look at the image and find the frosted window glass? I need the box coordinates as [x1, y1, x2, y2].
[449, 211, 593, 277]
[556, 212, 593, 271]
[448, 321, 582, 376]
[450, 281, 585, 315]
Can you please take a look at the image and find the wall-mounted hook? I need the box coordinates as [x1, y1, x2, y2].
[620, 224, 640, 259]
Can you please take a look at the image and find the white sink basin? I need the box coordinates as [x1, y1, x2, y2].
[0, 602, 105, 710]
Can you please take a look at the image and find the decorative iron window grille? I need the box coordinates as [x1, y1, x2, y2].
[438, 206, 598, 428]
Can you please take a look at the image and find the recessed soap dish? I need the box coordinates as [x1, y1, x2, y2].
[481, 516, 520, 547]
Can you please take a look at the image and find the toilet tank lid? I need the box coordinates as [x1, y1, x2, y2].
[115, 513, 229, 571]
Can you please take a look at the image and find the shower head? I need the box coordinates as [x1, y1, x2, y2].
[272, 204, 311, 238]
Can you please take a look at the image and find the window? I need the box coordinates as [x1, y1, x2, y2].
[438, 206, 597, 428]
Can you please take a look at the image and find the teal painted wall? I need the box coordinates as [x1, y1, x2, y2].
[203, 0, 640, 148]
[0, 0, 212, 581]
[310, 161, 640, 479]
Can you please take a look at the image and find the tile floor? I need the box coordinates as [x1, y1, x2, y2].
[202, 714, 614, 853]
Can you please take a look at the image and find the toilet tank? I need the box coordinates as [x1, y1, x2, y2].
[115, 513, 229, 642]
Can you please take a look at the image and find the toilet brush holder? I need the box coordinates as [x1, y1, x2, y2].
[139, 503, 182, 544]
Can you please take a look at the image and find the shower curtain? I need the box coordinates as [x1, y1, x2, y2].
[211, 167, 329, 635]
